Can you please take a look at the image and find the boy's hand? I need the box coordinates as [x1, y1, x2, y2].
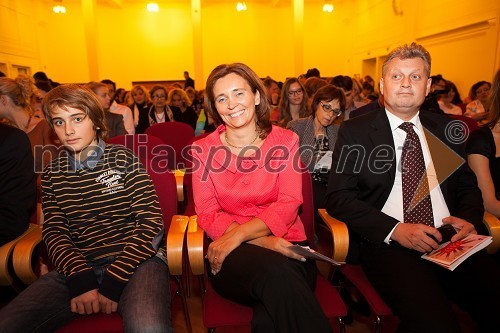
[98, 293, 118, 314]
[70, 289, 100, 315]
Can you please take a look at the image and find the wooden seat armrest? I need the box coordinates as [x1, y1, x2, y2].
[12, 224, 43, 284]
[187, 216, 205, 275]
[166, 215, 189, 276]
[318, 209, 349, 263]
[483, 211, 500, 254]
[174, 169, 185, 202]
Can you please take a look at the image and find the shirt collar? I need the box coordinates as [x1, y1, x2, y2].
[385, 109, 423, 134]
[67, 139, 106, 171]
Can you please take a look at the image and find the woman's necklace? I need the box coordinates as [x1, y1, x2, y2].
[225, 131, 260, 149]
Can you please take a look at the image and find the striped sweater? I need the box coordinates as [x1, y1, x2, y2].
[41, 144, 164, 301]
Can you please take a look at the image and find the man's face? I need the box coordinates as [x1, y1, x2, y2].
[380, 57, 431, 120]
[104, 83, 115, 100]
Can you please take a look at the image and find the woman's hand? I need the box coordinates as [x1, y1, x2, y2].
[249, 236, 306, 262]
[206, 225, 243, 275]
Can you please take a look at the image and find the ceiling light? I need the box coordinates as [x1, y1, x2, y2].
[323, 3, 334, 13]
[52, 0, 66, 14]
[236, 2, 247, 11]
[147, 3, 160, 12]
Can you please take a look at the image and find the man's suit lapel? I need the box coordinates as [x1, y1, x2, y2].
[368, 110, 397, 183]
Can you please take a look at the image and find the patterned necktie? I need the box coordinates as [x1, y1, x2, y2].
[399, 122, 434, 226]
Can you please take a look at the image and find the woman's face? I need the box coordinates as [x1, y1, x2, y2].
[315, 99, 341, 127]
[151, 89, 167, 109]
[287, 82, 304, 106]
[95, 86, 111, 110]
[212, 73, 260, 130]
[475, 83, 490, 104]
[186, 90, 196, 102]
[132, 89, 145, 104]
[171, 93, 184, 108]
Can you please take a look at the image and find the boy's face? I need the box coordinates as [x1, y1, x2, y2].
[50, 106, 98, 160]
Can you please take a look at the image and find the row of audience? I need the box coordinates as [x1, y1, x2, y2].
[0, 41, 499, 332]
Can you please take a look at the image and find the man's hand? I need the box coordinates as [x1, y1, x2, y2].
[249, 236, 306, 262]
[70, 289, 100, 315]
[98, 293, 118, 314]
[441, 216, 477, 242]
[391, 223, 441, 252]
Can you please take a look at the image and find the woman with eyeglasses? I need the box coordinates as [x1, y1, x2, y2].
[287, 84, 345, 221]
[136, 85, 181, 133]
[277, 77, 310, 127]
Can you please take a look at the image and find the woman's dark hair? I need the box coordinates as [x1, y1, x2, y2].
[469, 81, 491, 100]
[311, 84, 346, 117]
[205, 63, 271, 139]
[485, 70, 500, 129]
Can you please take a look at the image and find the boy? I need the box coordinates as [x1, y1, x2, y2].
[0, 84, 172, 332]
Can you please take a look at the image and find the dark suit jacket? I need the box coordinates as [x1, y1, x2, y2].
[105, 111, 126, 139]
[325, 109, 484, 259]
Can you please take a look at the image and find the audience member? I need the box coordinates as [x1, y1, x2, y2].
[137, 85, 181, 133]
[352, 77, 370, 108]
[194, 109, 215, 136]
[101, 79, 134, 134]
[85, 81, 125, 139]
[0, 75, 59, 173]
[467, 69, 500, 218]
[331, 75, 356, 120]
[306, 67, 321, 79]
[127, 84, 151, 133]
[191, 63, 332, 333]
[437, 80, 463, 115]
[185, 86, 202, 115]
[0, 71, 5, 77]
[420, 74, 446, 115]
[114, 88, 126, 105]
[167, 88, 198, 130]
[277, 77, 310, 127]
[326, 42, 500, 332]
[465, 80, 491, 124]
[287, 84, 345, 226]
[0, 123, 36, 246]
[0, 84, 172, 332]
[350, 93, 384, 119]
[31, 80, 53, 119]
[184, 71, 194, 89]
[304, 77, 328, 106]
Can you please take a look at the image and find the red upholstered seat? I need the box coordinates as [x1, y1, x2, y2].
[145, 122, 195, 169]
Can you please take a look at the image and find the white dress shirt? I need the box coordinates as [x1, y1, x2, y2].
[382, 110, 450, 243]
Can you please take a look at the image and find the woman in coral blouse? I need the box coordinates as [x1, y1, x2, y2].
[191, 63, 331, 333]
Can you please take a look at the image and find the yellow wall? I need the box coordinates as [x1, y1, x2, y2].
[1, 0, 499, 98]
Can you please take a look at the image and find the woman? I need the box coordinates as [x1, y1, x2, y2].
[467, 70, 500, 217]
[465, 80, 491, 124]
[128, 84, 151, 133]
[438, 80, 463, 115]
[287, 84, 345, 224]
[167, 88, 198, 130]
[277, 77, 310, 128]
[137, 85, 181, 134]
[0, 75, 59, 173]
[191, 63, 332, 333]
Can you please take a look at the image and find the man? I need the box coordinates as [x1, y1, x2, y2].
[326, 43, 500, 332]
[101, 79, 135, 134]
[183, 71, 194, 89]
[331, 75, 356, 120]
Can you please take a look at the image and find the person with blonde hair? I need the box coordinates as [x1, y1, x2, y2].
[0, 75, 59, 173]
[168, 88, 198, 129]
[128, 84, 151, 133]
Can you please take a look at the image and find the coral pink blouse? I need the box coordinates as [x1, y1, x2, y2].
[191, 125, 306, 242]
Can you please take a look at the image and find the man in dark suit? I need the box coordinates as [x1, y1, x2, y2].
[326, 43, 500, 332]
